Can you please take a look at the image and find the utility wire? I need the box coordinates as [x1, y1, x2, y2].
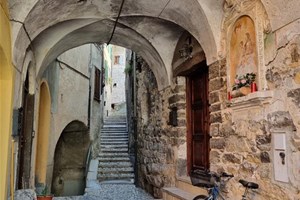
[107, 0, 125, 45]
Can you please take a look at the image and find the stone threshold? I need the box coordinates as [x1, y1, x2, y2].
[163, 187, 196, 200]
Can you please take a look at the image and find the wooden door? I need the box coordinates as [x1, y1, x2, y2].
[187, 63, 210, 172]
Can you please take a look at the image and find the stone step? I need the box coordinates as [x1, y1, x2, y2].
[103, 120, 127, 125]
[98, 167, 134, 174]
[103, 123, 127, 126]
[101, 148, 128, 152]
[101, 140, 128, 144]
[101, 142, 128, 145]
[100, 132, 128, 137]
[99, 180, 134, 184]
[101, 128, 127, 133]
[101, 135, 128, 138]
[101, 132, 128, 135]
[162, 187, 196, 200]
[104, 116, 126, 119]
[99, 161, 132, 168]
[98, 152, 129, 157]
[103, 124, 127, 128]
[98, 157, 130, 162]
[101, 129, 127, 132]
[102, 125, 126, 128]
[100, 135, 128, 141]
[102, 129, 127, 132]
[105, 116, 126, 118]
[100, 138, 128, 142]
[101, 139, 128, 142]
[97, 173, 134, 180]
[102, 124, 126, 127]
[101, 145, 128, 149]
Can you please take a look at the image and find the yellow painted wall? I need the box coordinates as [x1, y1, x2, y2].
[35, 82, 51, 184]
[0, 0, 14, 199]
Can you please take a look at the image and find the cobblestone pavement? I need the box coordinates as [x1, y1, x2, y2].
[54, 182, 155, 200]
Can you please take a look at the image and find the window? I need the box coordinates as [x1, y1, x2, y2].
[101, 66, 105, 95]
[94, 68, 100, 102]
[114, 56, 120, 64]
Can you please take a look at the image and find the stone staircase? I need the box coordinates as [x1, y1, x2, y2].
[97, 116, 135, 183]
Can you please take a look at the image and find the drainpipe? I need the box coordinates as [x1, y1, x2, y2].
[133, 52, 138, 186]
[87, 44, 92, 129]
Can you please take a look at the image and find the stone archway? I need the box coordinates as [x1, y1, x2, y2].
[35, 81, 51, 185]
[51, 120, 90, 197]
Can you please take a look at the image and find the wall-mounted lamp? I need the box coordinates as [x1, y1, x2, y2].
[179, 36, 193, 59]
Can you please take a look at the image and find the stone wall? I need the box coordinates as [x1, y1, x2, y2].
[209, 59, 300, 199]
[136, 59, 187, 198]
[208, 1, 300, 199]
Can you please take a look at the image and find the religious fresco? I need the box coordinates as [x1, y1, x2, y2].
[230, 16, 258, 89]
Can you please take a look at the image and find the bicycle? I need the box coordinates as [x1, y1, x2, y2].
[190, 169, 259, 200]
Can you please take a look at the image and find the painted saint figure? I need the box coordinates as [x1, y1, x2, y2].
[236, 32, 255, 77]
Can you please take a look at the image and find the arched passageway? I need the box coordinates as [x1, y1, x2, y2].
[51, 120, 90, 196]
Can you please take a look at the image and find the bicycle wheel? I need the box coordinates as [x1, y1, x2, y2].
[193, 194, 209, 200]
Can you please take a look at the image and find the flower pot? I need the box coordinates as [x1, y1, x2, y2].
[231, 86, 251, 98]
[239, 86, 251, 95]
[37, 195, 53, 200]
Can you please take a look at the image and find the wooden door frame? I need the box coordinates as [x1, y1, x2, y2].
[186, 77, 192, 174]
[186, 62, 210, 174]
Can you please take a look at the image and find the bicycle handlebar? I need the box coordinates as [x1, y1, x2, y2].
[221, 172, 234, 178]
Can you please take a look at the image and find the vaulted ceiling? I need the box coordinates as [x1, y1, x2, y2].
[8, 0, 300, 89]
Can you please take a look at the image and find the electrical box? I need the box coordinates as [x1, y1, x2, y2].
[273, 133, 289, 183]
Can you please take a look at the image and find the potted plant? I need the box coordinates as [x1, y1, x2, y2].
[36, 185, 53, 200]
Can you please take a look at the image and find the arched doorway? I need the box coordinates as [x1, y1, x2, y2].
[17, 67, 35, 189]
[51, 121, 90, 196]
[35, 82, 51, 185]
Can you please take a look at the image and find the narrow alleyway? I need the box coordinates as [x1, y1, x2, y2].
[51, 115, 156, 200]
